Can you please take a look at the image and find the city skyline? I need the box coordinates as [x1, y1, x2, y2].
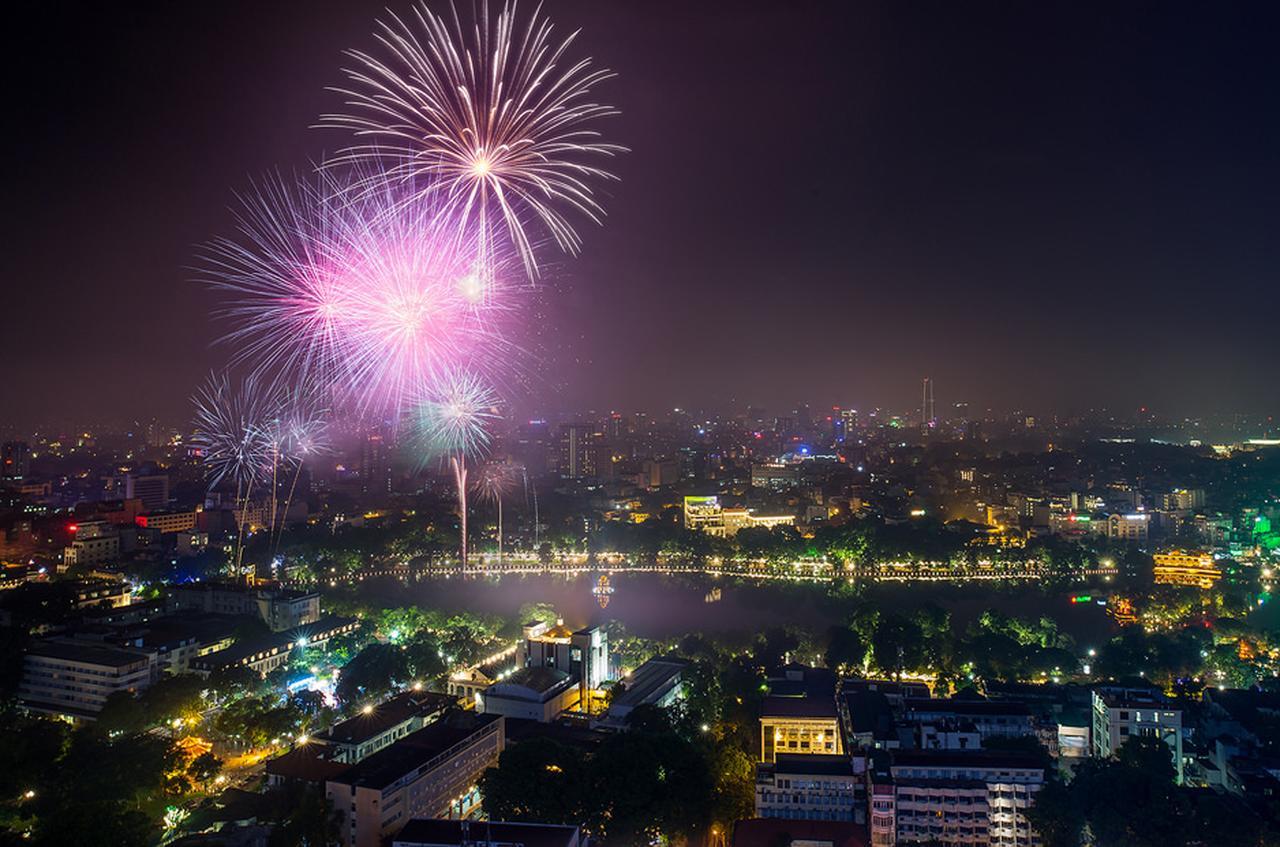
[6, 1, 1279, 427]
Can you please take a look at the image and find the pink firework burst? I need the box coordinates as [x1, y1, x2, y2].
[200, 167, 523, 423]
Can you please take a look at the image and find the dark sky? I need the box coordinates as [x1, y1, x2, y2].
[5, 1, 1279, 427]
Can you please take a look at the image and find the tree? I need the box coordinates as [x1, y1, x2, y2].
[1024, 778, 1082, 847]
[823, 625, 865, 672]
[479, 737, 587, 824]
[264, 781, 341, 847]
[871, 614, 926, 680]
[188, 751, 224, 786]
[335, 643, 409, 705]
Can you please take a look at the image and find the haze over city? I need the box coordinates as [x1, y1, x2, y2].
[2, 4, 1279, 847]
[6, 1, 1278, 427]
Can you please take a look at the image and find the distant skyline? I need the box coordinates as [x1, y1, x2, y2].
[6, 1, 1279, 427]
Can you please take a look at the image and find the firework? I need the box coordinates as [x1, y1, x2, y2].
[191, 373, 280, 492]
[200, 168, 521, 421]
[320, 0, 625, 279]
[408, 369, 501, 462]
[473, 459, 518, 564]
[408, 369, 501, 568]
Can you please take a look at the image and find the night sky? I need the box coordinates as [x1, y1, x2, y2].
[6, 1, 1279, 427]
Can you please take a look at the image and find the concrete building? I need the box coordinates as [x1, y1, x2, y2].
[446, 646, 520, 706]
[521, 620, 608, 696]
[755, 753, 860, 822]
[168, 582, 321, 631]
[1092, 687, 1184, 783]
[595, 656, 688, 730]
[1, 441, 30, 481]
[325, 712, 504, 847]
[480, 667, 578, 722]
[683, 495, 795, 538]
[136, 509, 198, 535]
[63, 520, 120, 568]
[902, 698, 1034, 742]
[761, 696, 844, 763]
[869, 751, 1044, 846]
[392, 819, 581, 847]
[190, 615, 358, 676]
[19, 639, 158, 720]
[1107, 513, 1150, 543]
[317, 691, 455, 764]
[125, 474, 170, 511]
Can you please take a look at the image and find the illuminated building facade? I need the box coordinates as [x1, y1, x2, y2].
[683, 496, 795, 538]
[135, 509, 199, 535]
[1107, 513, 1150, 543]
[1153, 550, 1221, 589]
[761, 696, 843, 763]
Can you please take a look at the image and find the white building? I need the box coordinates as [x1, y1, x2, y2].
[869, 751, 1044, 846]
[755, 753, 860, 822]
[19, 639, 158, 720]
[1091, 687, 1184, 783]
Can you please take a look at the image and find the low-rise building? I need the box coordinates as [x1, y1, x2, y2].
[317, 691, 455, 764]
[869, 750, 1045, 846]
[19, 639, 158, 720]
[755, 753, 859, 822]
[447, 646, 520, 705]
[325, 712, 504, 847]
[392, 819, 582, 847]
[136, 509, 199, 535]
[479, 667, 578, 722]
[1153, 550, 1221, 589]
[190, 615, 357, 676]
[595, 656, 688, 730]
[1092, 687, 1184, 783]
[902, 698, 1034, 741]
[168, 582, 321, 632]
[761, 695, 843, 763]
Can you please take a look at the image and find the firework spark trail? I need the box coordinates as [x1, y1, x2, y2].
[319, 0, 625, 280]
[191, 372, 281, 493]
[200, 168, 524, 423]
[408, 369, 501, 567]
[473, 459, 518, 563]
[191, 373, 284, 575]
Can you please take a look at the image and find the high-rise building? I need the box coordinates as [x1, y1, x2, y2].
[2, 441, 30, 481]
[360, 431, 392, 495]
[125, 473, 169, 511]
[557, 422, 600, 479]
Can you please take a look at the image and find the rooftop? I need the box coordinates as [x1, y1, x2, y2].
[25, 639, 152, 668]
[264, 745, 351, 783]
[890, 750, 1046, 772]
[393, 819, 580, 847]
[611, 656, 688, 710]
[329, 712, 501, 791]
[773, 753, 855, 777]
[320, 691, 453, 746]
[762, 695, 839, 720]
[490, 666, 573, 697]
[732, 818, 867, 847]
[904, 697, 1032, 717]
